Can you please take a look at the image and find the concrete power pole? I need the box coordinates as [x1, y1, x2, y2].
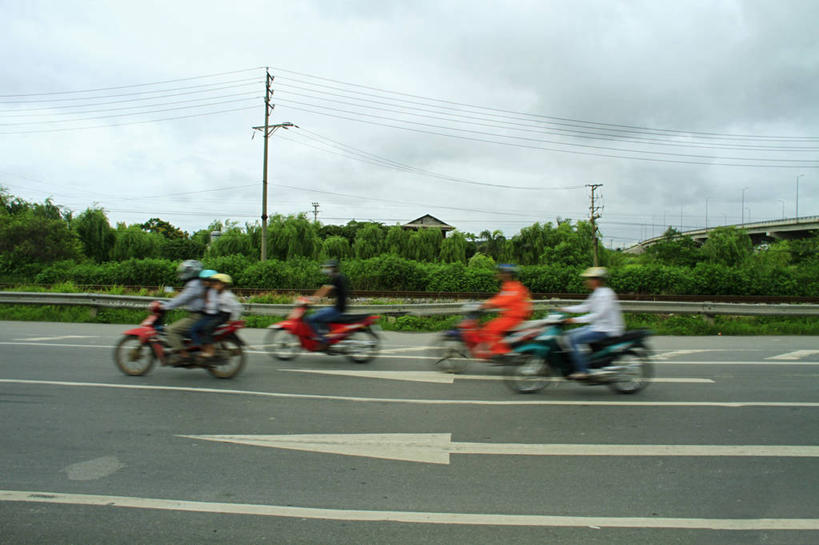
[586, 184, 603, 266]
[312, 202, 320, 223]
[251, 68, 298, 260]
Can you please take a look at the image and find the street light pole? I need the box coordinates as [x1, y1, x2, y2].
[252, 69, 298, 260]
[796, 174, 804, 221]
[741, 187, 749, 227]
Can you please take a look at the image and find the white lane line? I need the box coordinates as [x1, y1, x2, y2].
[655, 349, 723, 360]
[768, 350, 819, 361]
[279, 369, 714, 384]
[3, 342, 819, 367]
[1, 379, 815, 407]
[1, 490, 817, 530]
[12, 335, 97, 342]
[378, 346, 436, 354]
[182, 433, 819, 465]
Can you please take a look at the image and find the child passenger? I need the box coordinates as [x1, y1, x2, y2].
[199, 273, 243, 358]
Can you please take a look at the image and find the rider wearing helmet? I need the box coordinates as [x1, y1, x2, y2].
[160, 260, 207, 361]
[559, 267, 624, 380]
[307, 259, 349, 348]
[479, 264, 532, 358]
[195, 273, 243, 358]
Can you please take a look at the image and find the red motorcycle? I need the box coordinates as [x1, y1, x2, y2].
[263, 297, 380, 363]
[114, 301, 247, 379]
[429, 303, 549, 373]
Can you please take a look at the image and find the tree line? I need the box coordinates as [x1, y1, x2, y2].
[2, 188, 817, 296]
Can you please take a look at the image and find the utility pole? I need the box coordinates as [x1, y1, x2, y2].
[312, 202, 320, 223]
[251, 68, 298, 260]
[586, 183, 603, 266]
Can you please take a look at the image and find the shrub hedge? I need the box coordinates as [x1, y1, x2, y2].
[25, 255, 819, 296]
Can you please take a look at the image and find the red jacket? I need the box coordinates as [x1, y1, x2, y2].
[485, 280, 532, 320]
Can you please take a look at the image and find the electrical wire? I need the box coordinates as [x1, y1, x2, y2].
[268, 66, 819, 142]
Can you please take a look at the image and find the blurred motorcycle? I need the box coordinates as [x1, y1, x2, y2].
[504, 312, 654, 394]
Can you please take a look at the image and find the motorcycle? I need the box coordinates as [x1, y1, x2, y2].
[114, 301, 247, 379]
[264, 297, 380, 363]
[503, 312, 654, 394]
[429, 303, 553, 373]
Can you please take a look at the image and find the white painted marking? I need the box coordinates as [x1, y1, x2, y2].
[63, 456, 124, 481]
[3, 341, 819, 367]
[1, 379, 816, 407]
[378, 346, 437, 354]
[655, 349, 718, 360]
[1, 490, 817, 529]
[13, 335, 96, 342]
[181, 433, 819, 465]
[280, 368, 714, 384]
[768, 350, 819, 361]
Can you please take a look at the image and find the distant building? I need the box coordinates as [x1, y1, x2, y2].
[402, 214, 455, 237]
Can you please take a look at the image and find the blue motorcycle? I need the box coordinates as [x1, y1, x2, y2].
[504, 312, 654, 394]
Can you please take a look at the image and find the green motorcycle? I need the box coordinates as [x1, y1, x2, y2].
[504, 312, 654, 394]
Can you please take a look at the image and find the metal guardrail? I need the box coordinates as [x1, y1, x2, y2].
[2, 292, 818, 317]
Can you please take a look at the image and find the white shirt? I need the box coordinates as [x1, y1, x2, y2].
[218, 290, 244, 320]
[563, 286, 624, 336]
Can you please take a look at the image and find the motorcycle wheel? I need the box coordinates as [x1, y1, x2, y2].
[608, 349, 654, 394]
[429, 334, 470, 374]
[503, 354, 553, 394]
[344, 328, 380, 364]
[114, 335, 156, 376]
[207, 338, 246, 379]
[264, 328, 301, 361]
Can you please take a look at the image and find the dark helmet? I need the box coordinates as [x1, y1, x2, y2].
[496, 263, 520, 277]
[321, 259, 339, 275]
[177, 260, 203, 282]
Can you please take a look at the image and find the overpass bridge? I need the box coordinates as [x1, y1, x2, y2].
[625, 216, 819, 254]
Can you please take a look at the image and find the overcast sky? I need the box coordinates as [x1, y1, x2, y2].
[2, 0, 817, 248]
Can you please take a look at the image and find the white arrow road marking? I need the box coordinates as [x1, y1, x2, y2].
[180, 433, 819, 465]
[379, 346, 437, 353]
[2, 490, 818, 530]
[768, 350, 819, 361]
[654, 349, 734, 360]
[2, 379, 816, 407]
[279, 368, 714, 384]
[12, 335, 96, 342]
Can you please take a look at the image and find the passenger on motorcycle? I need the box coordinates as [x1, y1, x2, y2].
[478, 264, 532, 359]
[307, 259, 349, 348]
[195, 273, 243, 358]
[560, 267, 624, 380]
[160, 260, 207, 361]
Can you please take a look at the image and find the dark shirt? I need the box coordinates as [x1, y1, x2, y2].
[331, 273, 348, 312]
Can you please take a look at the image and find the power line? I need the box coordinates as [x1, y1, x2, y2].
[0, 67, 263, 98]
[271, 81, 819, 152]
[274, 101, 819, 169]
[268, 66, 819, 141]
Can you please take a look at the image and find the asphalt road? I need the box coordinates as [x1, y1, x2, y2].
[1, 320, 818, 544]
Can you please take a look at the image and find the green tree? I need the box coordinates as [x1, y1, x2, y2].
[322, 235, 352, 259]
[111, 225, 162, 260]
[406, 228, 442, 262]
[439, 231, 468, 263]
[208, 228, 254, 258]
[641, 227, 703, 267]
[384, 225, 409, 256]
[141, 217, 186, 239]
[73, 207, 116, 263]
[701, 226, 753, 267]
[353, 223, 385, 259]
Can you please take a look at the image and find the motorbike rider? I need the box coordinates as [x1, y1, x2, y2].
[559, 266, 624, 380]
[478, 264, 532, 359]
[307, 259, 349, 348]
[160, 260, 207, 362]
